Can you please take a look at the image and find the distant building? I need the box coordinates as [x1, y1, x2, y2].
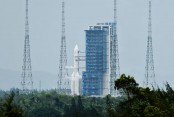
[82, 22, 117, 96]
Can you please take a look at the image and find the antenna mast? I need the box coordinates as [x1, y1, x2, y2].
[21, 0, 33, 93]
[145, 0, 156, 87]
[110, 0, 120, 96]
[58, 0, 68, 93]
[114, 0, 120, 78]
[114, 0, 117, 22]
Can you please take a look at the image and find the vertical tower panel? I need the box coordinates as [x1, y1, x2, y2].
[145, 1, 156, 87]
[58, 0, 69, 94]
[110, 0, 120, 96]
[21, 0, 33, 93]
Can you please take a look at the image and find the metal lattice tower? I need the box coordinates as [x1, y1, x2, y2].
[21, 0, 33, 93]
[114, 0, 120, 80]
[110, 0, 120, 96]
[145, 1, 156, 87]
[58, 0, 68, 93]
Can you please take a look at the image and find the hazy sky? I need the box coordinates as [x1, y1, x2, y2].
[0, 0, 174, 89]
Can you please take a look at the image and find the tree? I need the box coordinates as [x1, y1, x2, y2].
[0, 91, 24, 117]
[69, 97, 77, 117]
[115, 74, 139, 101]
[63, 104, 70, 117]
[143, 105, 163, 117]
[106, 94, 116, 117]
[77, 96, 84, 116]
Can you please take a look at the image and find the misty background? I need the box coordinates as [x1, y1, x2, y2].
[0, 0, 174, 90]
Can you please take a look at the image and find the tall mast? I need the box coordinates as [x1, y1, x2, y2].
[114, 0, 117, 22]
[110, 0, 120, 96]
[114, 0, 120, 79]
[21, 0, 33, 93]
[145, 0, 156, 87]
[58, 0, 68, 93]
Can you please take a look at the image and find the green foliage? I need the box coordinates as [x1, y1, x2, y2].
[143, 105, 162, 117]
[0, 90, 116, 117]
[106, 94, 116, 117]
[0, 74, 174, 117]
[0, 91, 24, 117]
[115, 74, 139, 101]
[114, 74, 174, 117]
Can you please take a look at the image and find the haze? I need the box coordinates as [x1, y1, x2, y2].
[0, 0, 174, 90]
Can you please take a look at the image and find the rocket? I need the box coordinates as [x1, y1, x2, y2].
[71, 45, 82, 95]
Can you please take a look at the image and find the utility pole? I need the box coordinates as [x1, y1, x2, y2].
[58, 0, 68, 93]
[145, 0, 156, 88]
[21, 0, 33, 93]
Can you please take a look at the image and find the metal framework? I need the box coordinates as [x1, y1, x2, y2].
[21, 0, 33, 93]
[145, 1, 156, 87]
[83, 30, 107, 96]
[110, 0, 120, 96]
[58, 0, 69, 93]
[82, 0, 120, 96]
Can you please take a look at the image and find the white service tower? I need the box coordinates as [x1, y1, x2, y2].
[71, 45, 82, 95]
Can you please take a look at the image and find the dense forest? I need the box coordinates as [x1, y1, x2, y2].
[0, 74, 174, 117]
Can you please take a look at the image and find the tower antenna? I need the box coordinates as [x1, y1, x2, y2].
[114, 0, 120, 78]
[114, 0, 117, 22]
[110, 0, 120, 96]
[145, 0, 156, 88]
[21, 0, 33, 93]
[58, 0, 68, 93]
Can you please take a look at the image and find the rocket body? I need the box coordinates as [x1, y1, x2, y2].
[71, 45, 82, 95]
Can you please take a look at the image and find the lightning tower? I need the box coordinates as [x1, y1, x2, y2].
[145, 1, 156, 87]
[21, 0, 33, 93]
[58, 0, 68, 93]
[110, 0, 120, 96]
